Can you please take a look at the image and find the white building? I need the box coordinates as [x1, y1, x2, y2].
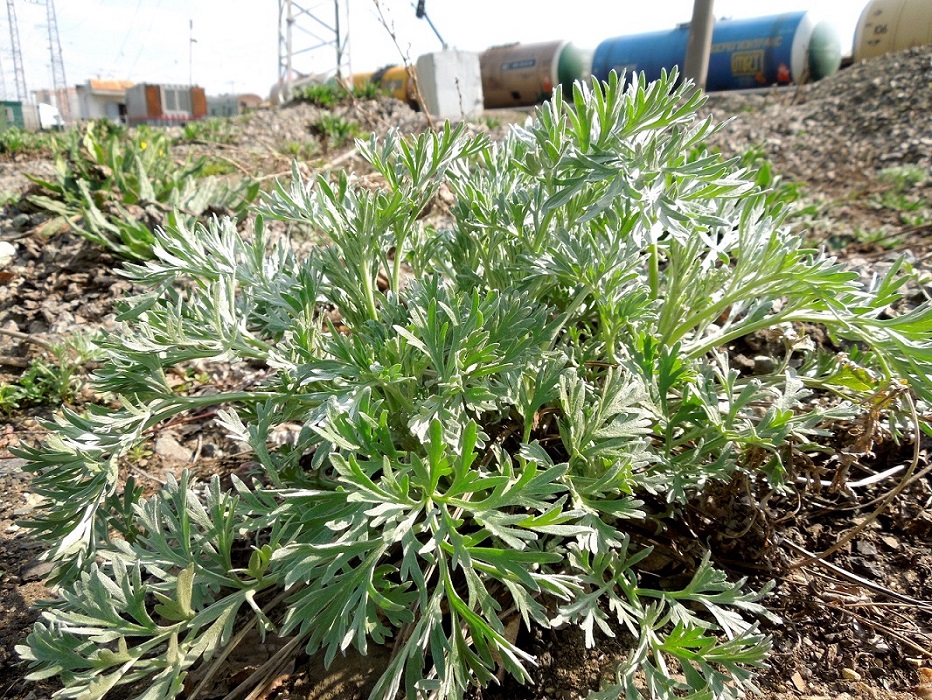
[74, 80, 135, 122]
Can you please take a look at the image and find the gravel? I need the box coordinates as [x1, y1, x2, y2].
[701, 44, 932, 191]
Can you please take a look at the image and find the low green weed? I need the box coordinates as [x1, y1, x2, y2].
[295, 80, 382, 106]
[879, 164, 927, 191]
[352, 80, 382, 100]
[0, 334, 101, 414]
[739, 144, 806, 206]
[0, 127, 57, 157]
[179, 117, 238, 145]
[281, 139, 319, 160]
[871, 164, 930, 218]
[310, 113, 359, 149]
[27, 122, 259, 260]
[15, 71, 932, 700]
[198, 159, 238, 177]
[295, 82, 346, 107]
[0, 358, 74, 413]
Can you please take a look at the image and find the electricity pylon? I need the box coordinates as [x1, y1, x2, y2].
[45, 0, 69, 120]
[5, 0, 27, 101]
[277, 0, 350, 103]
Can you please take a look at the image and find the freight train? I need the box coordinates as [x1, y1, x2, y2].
[357, 11, 842, 110]
[276, 1, 930, 109]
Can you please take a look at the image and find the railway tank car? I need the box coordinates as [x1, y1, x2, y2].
[479, 41, 591, 108]
[853, 0, 932, 61]
[592, 12, 842, 91]
[353, 65, 419, 108]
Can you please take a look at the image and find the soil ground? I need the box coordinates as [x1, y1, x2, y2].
[0, 47, 931, 700]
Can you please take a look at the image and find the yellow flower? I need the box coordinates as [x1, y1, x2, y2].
[140, 141, 148, 150]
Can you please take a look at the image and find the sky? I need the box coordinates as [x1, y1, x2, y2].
[3, 0, 871, 101]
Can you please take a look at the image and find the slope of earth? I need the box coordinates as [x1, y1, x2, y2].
[0, 47, 930, 700]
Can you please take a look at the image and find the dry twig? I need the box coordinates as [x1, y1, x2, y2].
[0, 328, 55, 352]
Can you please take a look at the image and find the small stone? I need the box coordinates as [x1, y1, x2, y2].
[841, 668, 861, 681]
[753, 355, 777, 374]
[199, 442, 219, 458]
[154, 434, 191, 462]
[11, 213, 30, 230]
[0, 241, 16, 266]
[880, 536, 900, 551]
[791, 671, 807, 692]
[21, 559, 54, 582]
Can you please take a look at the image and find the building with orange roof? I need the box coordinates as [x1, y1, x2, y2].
[75, 79, 136, 123]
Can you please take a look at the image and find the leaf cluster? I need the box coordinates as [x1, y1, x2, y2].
[17, 70, 932, 700]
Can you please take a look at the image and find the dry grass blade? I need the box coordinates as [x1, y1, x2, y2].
[825, 603, 932, 661]
[370, 0, 434, 128]
[783, 540, 932, 611]
[789, 393, 923, 569]
[188, 587, 297, 700]
[220, 635, 304, 700]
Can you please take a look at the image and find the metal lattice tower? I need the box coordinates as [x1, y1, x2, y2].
[277, 0, 350, 103]
[5, 0, 26, 101]
[45, 0, 69, 120]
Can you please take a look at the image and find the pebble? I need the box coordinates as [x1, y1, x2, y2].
[841, 668, 862, 681]
[0, 241, 15, 266]
[753, 354, 777, 374]
[20, 560, 54, 582]
[0, 458, 29, 473]
[154, 434, 192, 462]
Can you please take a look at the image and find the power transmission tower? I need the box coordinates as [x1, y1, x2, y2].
[277, 0, 350, 103]
[45, 0, 68, 120]
[5, 0, 27, 101]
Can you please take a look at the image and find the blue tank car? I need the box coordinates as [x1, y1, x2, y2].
[592, 12, 842, 91]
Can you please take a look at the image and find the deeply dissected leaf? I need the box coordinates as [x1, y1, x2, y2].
[18, 68, 931, 700]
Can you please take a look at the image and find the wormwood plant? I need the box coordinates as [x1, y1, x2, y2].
[17, 71, 932, 700]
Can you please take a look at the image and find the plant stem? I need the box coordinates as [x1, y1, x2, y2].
[648, 242, 660, 299]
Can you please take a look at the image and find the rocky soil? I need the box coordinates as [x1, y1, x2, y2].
[0, 46, 931, 700]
